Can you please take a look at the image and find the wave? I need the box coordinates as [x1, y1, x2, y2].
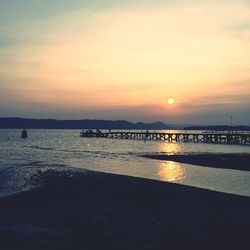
[25, 145, 55, 151]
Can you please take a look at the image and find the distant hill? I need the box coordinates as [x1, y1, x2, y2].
[184, 125, 250, 131]
[0, 118, 169, 130]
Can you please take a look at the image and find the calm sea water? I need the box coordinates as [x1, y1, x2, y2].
[0, 129, 249, 197]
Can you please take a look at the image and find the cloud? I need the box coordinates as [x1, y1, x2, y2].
[0, 0, 250, 124]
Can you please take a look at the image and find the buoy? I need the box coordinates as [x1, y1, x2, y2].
[21, 128, 28, 138]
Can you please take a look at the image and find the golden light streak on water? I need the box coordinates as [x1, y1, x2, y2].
[158, 161, 186, 182]
[157, 142, 186, 182]
[159, 140, 182, 154]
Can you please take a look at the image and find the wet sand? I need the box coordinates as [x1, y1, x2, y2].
[0, 169, 249, 250]
[141, 153, 250, 171]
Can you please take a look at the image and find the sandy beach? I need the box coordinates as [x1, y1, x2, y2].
[0, 168, 249, 250]
[141, 153, 250, 171]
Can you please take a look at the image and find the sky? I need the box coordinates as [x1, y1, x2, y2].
[0, 0, 250, 125]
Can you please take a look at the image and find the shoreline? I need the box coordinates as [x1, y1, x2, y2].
[141, 153, 250, 171]
[0, 169, 250, 250]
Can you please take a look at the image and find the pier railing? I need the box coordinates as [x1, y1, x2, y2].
[80, 130, 250, 145]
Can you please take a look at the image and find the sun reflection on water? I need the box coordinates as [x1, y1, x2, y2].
[159, 140, 182, 154]
[157, 142, 186, 182]
[158, 161, 186, 182]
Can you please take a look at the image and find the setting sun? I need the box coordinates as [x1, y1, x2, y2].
[167, 98, 175, 105]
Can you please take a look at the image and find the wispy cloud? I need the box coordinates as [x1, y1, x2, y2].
[0, 0, 250, 124]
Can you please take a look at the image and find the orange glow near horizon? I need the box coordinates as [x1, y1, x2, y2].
[0, 1, 249, 124]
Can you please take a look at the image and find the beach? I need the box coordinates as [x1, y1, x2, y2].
[141, 153, 250, 171]
[0, 168, 250, 250]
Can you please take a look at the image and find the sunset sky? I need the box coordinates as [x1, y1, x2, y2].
[0, 0, 250, 125]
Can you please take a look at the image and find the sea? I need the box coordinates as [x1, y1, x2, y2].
[0, 129, 250, 198]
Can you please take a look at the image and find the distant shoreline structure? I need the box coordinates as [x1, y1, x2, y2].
[0, 117, 249, 130]
[183, 125, 250, 131]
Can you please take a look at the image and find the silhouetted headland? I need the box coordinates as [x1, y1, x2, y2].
[0, 117, 169, 130]
[1, 117, 249, 131]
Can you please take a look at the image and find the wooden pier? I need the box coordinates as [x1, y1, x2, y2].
[80, 130, 250, 145]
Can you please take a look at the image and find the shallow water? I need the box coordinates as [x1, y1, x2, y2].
[0, 129, 249, 197]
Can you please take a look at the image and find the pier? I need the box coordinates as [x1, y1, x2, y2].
[80, 130, 250, 145]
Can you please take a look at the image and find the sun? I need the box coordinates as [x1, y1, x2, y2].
[167, 97, 175, 105]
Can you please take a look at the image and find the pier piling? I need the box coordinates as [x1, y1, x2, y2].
[80, 131, 250, 145]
